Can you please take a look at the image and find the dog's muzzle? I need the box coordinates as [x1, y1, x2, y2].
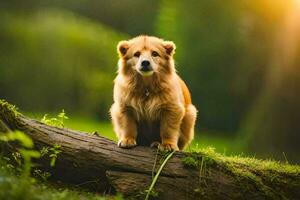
[139, 60, 153, 76]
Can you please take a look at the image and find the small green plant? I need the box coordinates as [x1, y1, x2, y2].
[40, 146, 50, 157]
[49, 144, 61, 167]
[57, 109, 69, 127]
[0, 131, 40, 176]
[33, 169, 51, 182]
[41, 109, 69, 127]
[38, 144, 61, 167]
[11, 152, 22, 168]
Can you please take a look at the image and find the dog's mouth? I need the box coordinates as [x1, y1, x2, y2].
[138, 70, 154, 77]
[138, 63, 154, 76]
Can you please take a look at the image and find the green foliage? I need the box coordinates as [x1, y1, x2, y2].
[37, 143, 61, 167]
[11, 152, 22, 168]
[49, 144, 61, 167]
[0, 131, 33, 148]
[57, 110, 68, 127]
[0, 130, 120, 200]
[19, 149, 41, 176]
[41, 110, 69, 128]
[0, 9, 128, 119]
[33, 169, 51, 182]
[40, 146, 50, 157]
[0, 131, 40, 176]
[0, 162, 119, 200]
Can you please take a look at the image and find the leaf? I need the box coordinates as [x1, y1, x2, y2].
[0, 131, 33, 148]
[19, 149, 41, 159]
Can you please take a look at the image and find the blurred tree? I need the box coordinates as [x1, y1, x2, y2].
[156, 0, 248, 132]
[241, 2, 300, 163]
[156, 0, 291, 134]
[0, 9, 128, 119]
[0, 0, 160, 36]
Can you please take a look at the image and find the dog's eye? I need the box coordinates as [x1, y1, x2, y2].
[152, 51, 159, 57]
[134, 51, 140, 57]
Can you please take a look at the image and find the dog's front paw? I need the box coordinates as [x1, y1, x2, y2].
[159, 142, 179, 151]
[118, 138, 137, 148]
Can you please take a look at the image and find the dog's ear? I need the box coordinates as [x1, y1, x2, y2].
[117, 40, 129, 57]
[163, 41, 176, 56]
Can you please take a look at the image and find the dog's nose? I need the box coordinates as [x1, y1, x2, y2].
[141, 60, 150, 67]
[140, 60, 152, 72]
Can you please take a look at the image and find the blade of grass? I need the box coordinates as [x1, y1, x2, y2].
[145, 150, 175, 200]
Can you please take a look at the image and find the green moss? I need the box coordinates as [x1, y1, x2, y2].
[182, 153, 216, 169]
[182, 156, 199, 168]
[185, 146, 300, 176]
[0, 99, 20, 117]
[183, 147, 300, 199]
[182, 147, 218, 169]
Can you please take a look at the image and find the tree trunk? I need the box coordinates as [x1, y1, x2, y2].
[0, 100, 299, 200]
[241, 8, 300, 163]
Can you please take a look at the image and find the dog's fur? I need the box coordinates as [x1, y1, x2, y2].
[110, 35, 197, 150]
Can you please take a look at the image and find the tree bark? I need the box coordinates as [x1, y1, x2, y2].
[0, 101, 299, 200]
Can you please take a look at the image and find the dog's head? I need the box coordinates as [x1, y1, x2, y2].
[117, 35, 176, 77]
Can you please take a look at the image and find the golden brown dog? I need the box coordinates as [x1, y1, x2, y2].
[110, 35, 197, 151]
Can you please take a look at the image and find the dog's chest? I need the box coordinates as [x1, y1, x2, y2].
[128, 94, 164, 121]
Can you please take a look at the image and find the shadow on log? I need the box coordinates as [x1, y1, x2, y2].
[0, 100, 299, 200]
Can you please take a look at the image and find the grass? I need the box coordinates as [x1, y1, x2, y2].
[145, 150, 175, 200]
[190, 131, 241, 155]
[65, 117, 116, 141]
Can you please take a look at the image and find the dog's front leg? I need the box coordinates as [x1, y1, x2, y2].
[111, 103, 137, 148]
[159, 105, 185, 151]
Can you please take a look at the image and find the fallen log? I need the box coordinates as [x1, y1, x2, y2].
[0, 100, 299, 200]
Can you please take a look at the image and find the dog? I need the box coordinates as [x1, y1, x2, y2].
[110, 35, 197, 151]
